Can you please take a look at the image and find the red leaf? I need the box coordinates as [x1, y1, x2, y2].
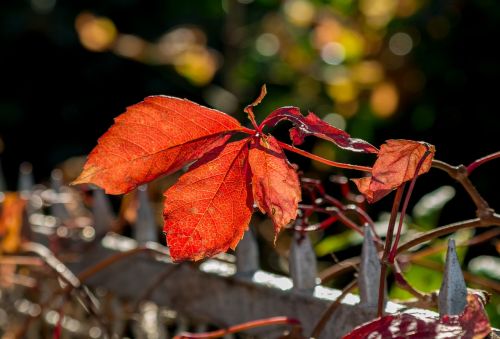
[73, 96, 242, 194]
[260, 107, 378, 153]
[248, 135, 301, 239]
[163, 139, 253, 261]
[343, 293, 491, 338]
[352, 139, 435, 203]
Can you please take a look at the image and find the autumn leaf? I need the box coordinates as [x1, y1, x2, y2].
[73, 96, 243, 194]
[163, 139, 253, 261]
[0, 193, 26, 253]
[248, 135, 301, 239]
[343, 293, 491, 338]
[260, 107, 378, 153]
[352, 139, 435, 203]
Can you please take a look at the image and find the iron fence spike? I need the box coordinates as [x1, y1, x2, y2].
[359, 225, 384, 309]
[92, 188, 115, 236]
[18, 162, 34, 196]
[289, 232, 317, 292]
[50, 169, 70, 220]
[236, 228, 259, 277]
[134, 184, 158, 244]
[438, 238, 467, 316]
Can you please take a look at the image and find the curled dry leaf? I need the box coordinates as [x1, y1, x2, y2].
[0, 193, 26, 253]
[248, 135, 301, 239]
[260, 107, 378, 153]
[352, 139, 435, 203]
[163, 139, 253, 261]
[73, 96, 242, 194]
[343, 293, 491, 339]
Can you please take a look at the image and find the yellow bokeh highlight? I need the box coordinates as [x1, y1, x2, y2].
[284, 0, 316, 27]
[335, 100, 359, 118]
[370, 82, 399, 118]
[338, 29, 364, 61]
[173, 48, 217, 86]
[351, 60, 384, 86]
[327, 77, 358, 103]
[75, 12, 117, 52]
[360, 0, 397, 29]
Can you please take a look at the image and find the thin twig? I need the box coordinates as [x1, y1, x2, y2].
[388, 149, 432, 262]
[397, 216, 500, 255]
[377, 185, 405, 316]
[174, 317, 301, 339]
[432, 160, 492, 216]
[466, 151, 500, 174]
[278, 141, 372, 172]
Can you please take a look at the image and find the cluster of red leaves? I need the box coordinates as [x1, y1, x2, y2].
[73, 88, 434, 261]
[343, 293, 492, 338]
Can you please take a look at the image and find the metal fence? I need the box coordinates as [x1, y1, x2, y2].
[0, 164, 497, 338]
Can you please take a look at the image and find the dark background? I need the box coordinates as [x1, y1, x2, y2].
[0, 0, 499, 323]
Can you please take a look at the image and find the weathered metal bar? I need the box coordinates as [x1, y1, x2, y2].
[50, 169, 70, 221]
[134, 185, 158, 244]
[359, 225, 384, 311]
[92, 188, 115, 236]
[18, 162, 34, 196]
[67, 233, 411, 338]
[289, 232, 317, 293]
[438, 238, 467, 316]
[235, 228, 259, 277]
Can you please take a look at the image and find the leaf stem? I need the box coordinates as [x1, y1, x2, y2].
[240, 126, 257, 135]
[388, 150, 432, 262]
[277, 141, 372, 172]
[466, 151, 500, 174]
[173, 316, 301, 339]
[377, 185, 405, 317]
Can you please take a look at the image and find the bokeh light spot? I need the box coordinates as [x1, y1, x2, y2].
[256, 33, 280, 57]
[75, 12, 117, 52]
[114, 34, 146, 59]
[31, 0, 56, 14]
[323, 113, 346, 130]
[321, 42, 345, 65]
[389, 32, 413, 56]
[327, 77, 358, 103]
[352, 61, 384, 86]
[370, 82, 399, 118]
[284, 0, 315, 27]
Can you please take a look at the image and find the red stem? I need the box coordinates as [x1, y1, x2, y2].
[466, 151, 500, 174]
[240, 126, 257, 135]
[174, 317, 300, 339]
[377, 185, 405, 317]
[388, 150, 432, 262]
[277, 141, 372, 172]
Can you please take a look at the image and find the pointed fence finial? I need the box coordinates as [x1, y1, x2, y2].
[18, 162, 34, 197]
[289, 232, 317, 292]
[439, 238, 467, 316]
[359, 225, 384, 309]
[236, 228, 259, 277]
[134, 185, 158, 244]
[50, 169, 70, 220]
[92, 188, 115, 237]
